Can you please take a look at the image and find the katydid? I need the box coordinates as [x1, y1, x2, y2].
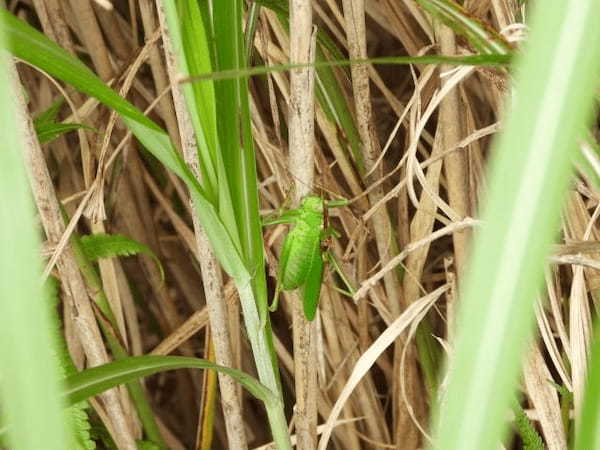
[263, 195, 348, 321]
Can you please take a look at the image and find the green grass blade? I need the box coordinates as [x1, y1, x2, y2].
[430, 1, 600, 449]
[46, 279, 96, 450]
[213, 0, 262, 265]
[181, 53, 511, 84]
[313, 49, 365, 172]
[416, 0, 512, 54]
[0, 30, 69, 450]
[140, 4, 290, 447]
[80, 233, 155, 261]
[212, 3, 289, 447]
[35, 122, 91, 144]
[174, 0, 242, 252]
[63, 355, 277, 409]
[33, 97, 65, 124]
[178, 0, 217, 153]
[0, 11, 199, 189]
[162, 0, 219, 202]
[575, 326, 600, 449]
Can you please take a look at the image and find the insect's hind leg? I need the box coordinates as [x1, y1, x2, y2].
[322, 225, 341, 239]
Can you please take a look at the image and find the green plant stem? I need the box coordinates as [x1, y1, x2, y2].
[160, 1, 291, 447]
[234, 282, 290, 449]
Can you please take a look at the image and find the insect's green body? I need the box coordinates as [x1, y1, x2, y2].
[278, 196, 323, 290]
[266, 195, 333, 321]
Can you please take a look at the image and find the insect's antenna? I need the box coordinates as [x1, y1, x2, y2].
[269, 156, 361, 204]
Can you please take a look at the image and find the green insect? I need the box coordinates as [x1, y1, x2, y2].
[264, 195, 347, 321]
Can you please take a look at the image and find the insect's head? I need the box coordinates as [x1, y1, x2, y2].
[301, 195, 325, 212]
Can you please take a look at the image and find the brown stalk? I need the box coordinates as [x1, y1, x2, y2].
[288, 0, 318, 448]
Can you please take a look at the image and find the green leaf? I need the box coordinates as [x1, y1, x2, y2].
[35, 122, 91, 144]
[162, 3, 291, 448]
[136, 441, 162, 450]
[63, 355, 277, 409]
[0, 27, 69, 450]
[33, 97, 65, 126]
[429, 1, 600, 449]
[46, 278, 96, 450]
[180, 53, 511, 84]
[80, 233, 153, 260]
[33, 99, 93, 144]
[416, 0, 513, 54]
[79, 233, 164, 282]
[178, 0, 219, 186]
[513, 401, 544, 450]
[575, 326, 600, 449]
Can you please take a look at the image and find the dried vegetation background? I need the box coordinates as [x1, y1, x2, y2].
[11, 0, 595, 449]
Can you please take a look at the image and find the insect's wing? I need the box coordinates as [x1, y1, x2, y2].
[302, 251, 324, 321]
[277, 230, 295, 286]
[269, 231, 295, 312]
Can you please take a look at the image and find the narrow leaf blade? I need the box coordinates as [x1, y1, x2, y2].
[63, 356, 276, 408]
[430, 1, 600, 449]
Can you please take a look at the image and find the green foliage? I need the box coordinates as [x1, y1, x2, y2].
[46, 278, 96, 450]
[62, 355, 277, 408]
[429, 0, 600, 449]
[513, 401, 544, 450]
[575, 325, 600, 449]
[89, 423, 117, 450]
[177, 0, 219, 195]
[0, 9, 288, 447]
[137, 441, 162, 450]
[34, 97, 64, 124]
[33, 97, 92, 144]
[161, 2, 292, 446]
[0, 24, 69, 450]
[35, 122, 89, 144]
[416, 0, 513, 54]
[80, 233, 152, 260]
[80, 233, 164, 281]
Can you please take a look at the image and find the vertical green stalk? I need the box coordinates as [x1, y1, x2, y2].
[212, 0, 286, 410]
[575, 325, 600, 449]
[430, 1, 600, 449]
[161, 1, 291, 447]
